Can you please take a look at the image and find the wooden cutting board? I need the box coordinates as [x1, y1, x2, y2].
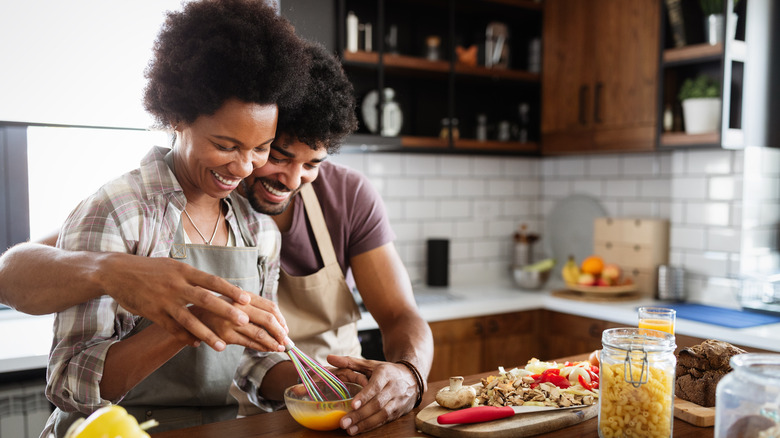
[673, 397, 715, 427]
[415, 402, 598, 437]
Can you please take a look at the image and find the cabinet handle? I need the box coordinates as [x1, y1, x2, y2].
[488, 319, 499, 334]
[474, 321, 484, 336]
[579, 85, 589, 125]
[588, 324, 602, 339]
[594, 82, 603, 123]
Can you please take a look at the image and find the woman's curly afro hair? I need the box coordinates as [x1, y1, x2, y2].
[143, 0, 309, 129]
[276, 42, 358, 154]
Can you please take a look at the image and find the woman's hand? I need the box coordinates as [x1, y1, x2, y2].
[327, 355, 419, 436]
[190, 294, 290, 352]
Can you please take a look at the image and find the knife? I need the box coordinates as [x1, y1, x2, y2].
[437, 405, 583, 425]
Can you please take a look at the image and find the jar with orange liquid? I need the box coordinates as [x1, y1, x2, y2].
[637, 306, 676, 335]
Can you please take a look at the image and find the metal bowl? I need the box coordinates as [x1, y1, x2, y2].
[284, 382, 362, 431]
[513, 268, 551, 290]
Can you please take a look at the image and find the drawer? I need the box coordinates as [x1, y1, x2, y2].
[617, 243, 668, 268]
[594, 217, 623, 244]
[620, 218, 670, 246]
[623, 267, 656, 297]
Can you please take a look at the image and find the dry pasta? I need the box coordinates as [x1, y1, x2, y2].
[598, 362, 674, 437]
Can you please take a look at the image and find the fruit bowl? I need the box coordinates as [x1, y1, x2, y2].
[284, 382, 362, 431]
[565, 282, 637, 295]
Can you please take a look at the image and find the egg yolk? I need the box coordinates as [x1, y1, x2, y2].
[295, 410, 348, 431]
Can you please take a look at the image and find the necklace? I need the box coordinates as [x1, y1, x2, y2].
[183, 205, 222, 245]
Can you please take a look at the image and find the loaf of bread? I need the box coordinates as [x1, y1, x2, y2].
[675, 339, 746, 407]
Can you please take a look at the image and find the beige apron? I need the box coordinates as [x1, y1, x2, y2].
[277, 183, 362, 365]
[51, 203, 267, 437]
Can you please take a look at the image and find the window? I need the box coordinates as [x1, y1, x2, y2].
[26, 127, 169, 241]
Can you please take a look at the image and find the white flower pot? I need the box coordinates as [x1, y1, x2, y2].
[681, 97, 721, 134]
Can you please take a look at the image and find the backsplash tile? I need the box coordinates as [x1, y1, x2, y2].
[332, 145, 773, 301]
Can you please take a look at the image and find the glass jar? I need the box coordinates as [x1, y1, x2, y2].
[599, 328, 676, 438]
[715, 354, 780, 438]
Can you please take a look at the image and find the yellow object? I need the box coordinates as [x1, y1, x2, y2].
[65, 405, 157, 438]
[580, 255, 604, 275]
[561, 256, 580, 284]
[639, 318, 675, 335]
[294, 410, 348, 431]
[522, 258, 555, 272]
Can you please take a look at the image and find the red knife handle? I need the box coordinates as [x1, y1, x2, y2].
[437, 406, 515, 424]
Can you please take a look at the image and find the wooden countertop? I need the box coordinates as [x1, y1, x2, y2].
[151, 354, 714, 438]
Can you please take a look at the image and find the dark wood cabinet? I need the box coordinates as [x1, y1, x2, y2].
[541, 0, 660, 155]
[428, 310, 542, 382]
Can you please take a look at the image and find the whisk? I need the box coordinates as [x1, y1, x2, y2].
[286, 344, 351, 402]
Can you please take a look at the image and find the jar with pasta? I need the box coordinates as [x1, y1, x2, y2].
[598, 328, 676, 438]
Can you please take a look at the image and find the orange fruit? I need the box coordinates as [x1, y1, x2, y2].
[580, 255, 604, 275]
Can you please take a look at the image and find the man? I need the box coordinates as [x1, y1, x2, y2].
[0, 42, 432, 436]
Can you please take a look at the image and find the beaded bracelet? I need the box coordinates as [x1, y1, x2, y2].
[396, 359, 425, 409]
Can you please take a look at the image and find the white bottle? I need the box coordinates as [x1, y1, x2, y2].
[380, 88, 402, 137]
[346, 12, 359, 53]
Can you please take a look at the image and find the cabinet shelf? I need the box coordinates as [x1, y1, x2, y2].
[659, 131, 720, 147]
[342, 51, 540, 82]
[663, 43, 724, 65]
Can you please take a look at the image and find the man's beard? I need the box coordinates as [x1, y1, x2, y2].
[243, 177, 299, 216]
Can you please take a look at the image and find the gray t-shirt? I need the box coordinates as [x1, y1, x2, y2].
[279, 161, 395, 280]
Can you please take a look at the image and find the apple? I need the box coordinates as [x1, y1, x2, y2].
[577, 272, 596, 286]
[596, 277, 611, 287]
[601, 263, 622, 283]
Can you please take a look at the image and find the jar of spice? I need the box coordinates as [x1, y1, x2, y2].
[599, 328, 676, 438]
[715, 354, 780, 438]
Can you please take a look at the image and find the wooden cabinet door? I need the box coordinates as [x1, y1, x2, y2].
[542, 0, 660, 155]
[428, 316, 484, 382]
[590, 0, 660, 152]
[541, 0, 594, 149]
[482, 311, 542, 372]
[542, 310, 622, 359]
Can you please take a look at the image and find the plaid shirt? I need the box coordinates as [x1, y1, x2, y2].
[45, 146, 286, 415]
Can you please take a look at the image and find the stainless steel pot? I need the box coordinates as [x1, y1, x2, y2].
[657, 265, 686, 301]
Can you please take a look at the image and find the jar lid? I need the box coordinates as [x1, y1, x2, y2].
[601, 327, 676, 352]
[730, 353, 780, 385]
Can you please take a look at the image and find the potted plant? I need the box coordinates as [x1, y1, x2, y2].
[700, 0, 739, 44]
[678, 75, 721, 134]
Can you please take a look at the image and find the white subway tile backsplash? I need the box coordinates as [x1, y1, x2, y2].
[639, 179, 671, 198]
[331, 153, 364, 171]
[686, 150, 732, 174]
[423, 178, 456, 197]
[671, 226, 706, 250]
[383, 199, 403, 221]
[504, 158, 538, 177]
[708, 176, 741, 201]
[759, 201, 780, 226]
[386, 177, 421, 198]
[604, 179, 639, 197]
[391, 222, 422, 242]
[570, 179, 603, 197]
[671, 177, 708, 199]
[515, 178, 541, 197]
[455, 220, 487, 239]
[456, 178, 487, 197]
[541, 180, 570, 197]
[541, 159, 556, 177]
[422, 221, 455, 238]
[438, 199, 471, 219]
[473, 200, 502, 219]
[404, 199, 437, 220]
[619, 201, 655, 217]
[449, 240, 472, 262]
[488, 179, 516, 197]
[439, 155, 472, 176]
[587, 156, 621, 176]
[504, 199, 535, 217]
[707, 227, 741, 252]
[473, 157, 504, 177]
[472, 239, 502, 258]
[557, 157, 586, 176]
[366, 154, 403, 176]
[623, 154, 659, 176]
[685, 202, 730, 226]
[403, 154, 438, 176]
[683, 251, 731, 276]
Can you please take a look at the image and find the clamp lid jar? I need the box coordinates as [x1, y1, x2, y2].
[598, 328, 676, 438]
[715, 353, 780, 438]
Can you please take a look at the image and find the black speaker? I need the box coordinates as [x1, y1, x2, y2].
[426, 239, 449, 287]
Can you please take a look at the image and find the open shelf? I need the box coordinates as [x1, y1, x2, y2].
[342, 51, 540, 82]
[663, 43, 724, 65]
[660, 132, 720, 147]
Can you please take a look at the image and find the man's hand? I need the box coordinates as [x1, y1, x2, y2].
[190, 294, 290, 352]
[97, 252, 265, 350]
[327, 355, 419, 436]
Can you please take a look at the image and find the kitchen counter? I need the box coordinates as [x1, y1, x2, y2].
[149, 354, 712, 438]
[3, 280, 780, 373]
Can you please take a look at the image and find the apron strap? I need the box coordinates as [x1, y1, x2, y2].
[300, 183, 339, 267]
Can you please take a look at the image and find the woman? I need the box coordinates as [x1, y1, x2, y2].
[41, 1, 310, 436]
